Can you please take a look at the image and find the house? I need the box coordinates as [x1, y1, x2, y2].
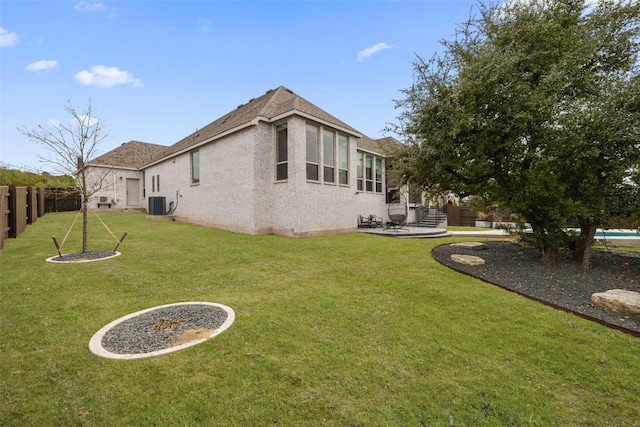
[86, 86, 401, 237]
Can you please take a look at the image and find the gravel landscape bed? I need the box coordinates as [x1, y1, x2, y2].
[48, 251, 119, 262]
[432, 241, 640, 335]
[101, 304, 229, 354]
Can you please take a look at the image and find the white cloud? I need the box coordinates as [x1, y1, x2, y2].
[26, 60, 59, 72]
[356, 42, 393, 62]
[74, 65, 141, 88]
[74, 2, 116, 18]
[74, 1, 107, 13]
[0, 27, 18, 47]
[47, 119, 62, 128]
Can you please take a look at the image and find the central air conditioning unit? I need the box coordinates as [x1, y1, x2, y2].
[148, 196, 166, 215]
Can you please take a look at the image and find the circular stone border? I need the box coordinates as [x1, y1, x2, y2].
[89, 302, 235, 360]
[46, 251, 121, 264]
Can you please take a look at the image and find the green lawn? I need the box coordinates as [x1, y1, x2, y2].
[2, 211, 639, 426]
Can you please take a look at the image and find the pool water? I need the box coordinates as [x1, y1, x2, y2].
[594, 231, 639, 238]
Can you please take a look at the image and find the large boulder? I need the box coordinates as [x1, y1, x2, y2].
[450, 242, 487, 250]
[451, 254, 485, 266]
[591, 289, 640, 320]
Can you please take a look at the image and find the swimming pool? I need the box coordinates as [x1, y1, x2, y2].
[594, 230, 639, 238]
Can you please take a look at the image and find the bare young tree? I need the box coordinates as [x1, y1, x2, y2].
[19, 100, 111, 252]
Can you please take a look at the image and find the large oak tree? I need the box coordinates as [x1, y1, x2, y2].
[391, 0, 640, 269]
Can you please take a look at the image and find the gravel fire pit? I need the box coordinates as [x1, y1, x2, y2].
[89, 302, 235, 359]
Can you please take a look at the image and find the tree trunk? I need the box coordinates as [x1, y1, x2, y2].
[575, 223, 597, 271]
[82, 198, 88, 253]
[530, 222, 561, 263]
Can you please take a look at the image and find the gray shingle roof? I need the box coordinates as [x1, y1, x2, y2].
[88, 87, 396, 170]
[357, 135, 403, 155]
[88, 140, 167, 169]
[147, 86, 362, 164]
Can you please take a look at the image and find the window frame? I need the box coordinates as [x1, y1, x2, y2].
[375, 158, 382, 193]
[306, 124, 320, 181]
[275, 123, 288, 181]
[338, 134, 349, 185]
[322, 129, 335, 183]
[191, 150, 200, 185]
[356, 150, 384, 195]
[357, 151, 363, 191]
[365, 155, 373, 192]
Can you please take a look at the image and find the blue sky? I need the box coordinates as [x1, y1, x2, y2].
[1, 0, 475, 173]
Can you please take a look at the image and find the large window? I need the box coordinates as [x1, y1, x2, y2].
[191, 150, 200, 184]
[338, 135, 348, 185]
[276, 124, 288, 181]
[306, 124, 319, 180]
[357, 150, 384, 194]
[323, 129, 335, 183]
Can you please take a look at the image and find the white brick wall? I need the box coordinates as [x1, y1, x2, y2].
[84, 166, 144, 210]
[87, 116, 388, 236]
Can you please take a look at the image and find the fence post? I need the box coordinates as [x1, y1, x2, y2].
[37, 188, 46, 217]
[27, 187, 38, 225]
[8, 186, 27, 238]
[0, 186, 8, 249]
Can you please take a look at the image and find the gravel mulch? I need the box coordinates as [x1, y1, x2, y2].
[432, 241, 640, 335]
[49, 251, 118, 263]
[101, 304, 229, 354]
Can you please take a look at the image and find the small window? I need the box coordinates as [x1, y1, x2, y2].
[157, 174, 160, 192]
[357, 152, 363, 191]
[338, 135, 348, 185]
[365, 155, 373, 192]
[191, 151, 200, 184]
[276, 124, 288, 181]
[306, 124, 319, 180]
[152, 175, 155, 193]
[323, 129, 335, 183]
[375, 158, 382, 193]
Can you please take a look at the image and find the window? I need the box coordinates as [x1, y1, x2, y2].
[323, 129, 335, 183]
[306, 124, 319, 180]
[357, 150, 384, 194]
[152, 175, 155, 193]
[276, 124, 288, 181]
[375, 158, 382, 193]
[191, 151, 200, 184]
[338, 135, 348, 185]
[365, 155, 373, 192]
[157, 174, 160, 192]
[357, 152, 363, 191]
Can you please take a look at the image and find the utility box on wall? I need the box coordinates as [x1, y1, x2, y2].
[148, 196, 166, 215]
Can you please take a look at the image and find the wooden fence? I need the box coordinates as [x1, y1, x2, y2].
[446, 205, 478, 227]
[0, 186, 81, 250]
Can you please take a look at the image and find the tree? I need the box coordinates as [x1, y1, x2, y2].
[0, 165, 75, 187]
[390, 0, 640, 269]
[19, 100, 111, 252]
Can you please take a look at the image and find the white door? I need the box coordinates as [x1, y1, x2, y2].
[126, 178, 140, 207]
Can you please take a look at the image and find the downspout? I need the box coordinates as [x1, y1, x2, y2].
[113, 171, 118, 204]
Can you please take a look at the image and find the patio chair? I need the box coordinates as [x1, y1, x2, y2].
[385, 196, 409, 231]
[358, 215, 373, 228]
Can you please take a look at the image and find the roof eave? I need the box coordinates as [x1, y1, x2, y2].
[85, 163, 140, 171]
[267, 110, 362, 138]
[141, 118, 261, 169]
